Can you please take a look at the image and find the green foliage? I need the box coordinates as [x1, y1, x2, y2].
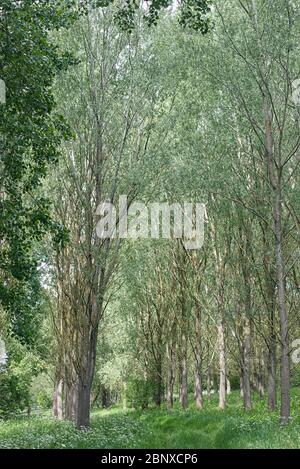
[0, 371, 27, 419]
[90, 0, 212, 32]
[179, 0, 212, 32]
[125, 377, 155, 410]
[229, 375, 240, 391]
[0, 0, 77, 344]
[0, 339, 43, 419]
[30, 373, 54, 410]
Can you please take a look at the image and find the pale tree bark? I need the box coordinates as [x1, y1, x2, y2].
[180, 326, 188, 410]
[226, 378, 231, 395]
[190, 251, 206, 410]
[218, 316, 226, 410]
[166, 325, 176, 410]
[194, 308, 203, 409]
[241, 317, 252, 410]
[53, 377, 63, 420]
[174, 243, 189, 411]
[211, 219, 228, 410]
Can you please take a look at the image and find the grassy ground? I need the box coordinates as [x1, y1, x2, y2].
[1, 389, 300, 449]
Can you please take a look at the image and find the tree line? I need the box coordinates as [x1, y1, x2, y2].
[1, 0, 299, 430]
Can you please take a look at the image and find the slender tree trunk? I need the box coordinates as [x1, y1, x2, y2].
[263, 93, 290, 424]
[101, 386, 110, 409]
[178, 358, 183, 405]
[264, 242, 277, 411]
[211, 221, 227, 411]
[268, 316, 277, 411]
[166, 338, 176, 410]
[260, 354, 266, 398]
[180, 327, 188, 410]
[240, 374, 244, 399]
[154, 358, 162, 407]
[194, 365, 203, 408]
[274, 188, 290, 423]
[194, 305, 203, 409]
[226, 378, 231, 395]
[242, 317, 252, 410]
[218, 317, 226, 410]
[238, 224, 252, 410]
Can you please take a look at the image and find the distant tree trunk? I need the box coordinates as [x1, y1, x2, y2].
[178, 358, 183, 404]
[273, 186, 290, 423]
[226, 378, 231, 395]
[166, 334, 176, 410]
[258, 354, 265, 399]
[195, 368, 203, 408]
[154, 359, 162, 407]
[180, 327, 188, 410]
[240, 374, 244, 399]
[101, 386, 110, 409]
[211, 220, 228, 411]
[241, 317, 252, 410]
[178, 253, 188, 411]
[238, 223, 252, 410]
[268, 315, 277, 411]
[194, 303, 203, 409]
[263, 235, 277, 412]
[218, 317, 226, 410]
[260, 30, 290, 424]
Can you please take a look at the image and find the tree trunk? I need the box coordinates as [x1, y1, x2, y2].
[207, 365, 212, 403]
[242, 317, 252, 410]
[268, 320, 277, 411]
[258, 355, 265, 399]
[154, 360, 162, 407]
[226, 378, 231, 395]
[166, 339, 176, 410]
[194, 305, 203, 409]
[218, 317, 226, 410]
[262, 92, 290, 424]
[264, 242, 277, 411]
[240, 374, 244, 399]
[75, 325, 98, 430]
[53, 378, 63, 419]
[274, 188, 290, 424]
[64, 381, 78, 422]
[101, 386, 110, 409]
[180, 327, 188, 410]
[195, 366, 203, 409]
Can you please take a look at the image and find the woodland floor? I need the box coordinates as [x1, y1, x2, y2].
[1, 389, 300, 449]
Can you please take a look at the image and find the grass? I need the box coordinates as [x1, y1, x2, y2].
[1, 389, 300, 449]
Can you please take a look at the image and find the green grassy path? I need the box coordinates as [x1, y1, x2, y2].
[1, 390, 300, 449]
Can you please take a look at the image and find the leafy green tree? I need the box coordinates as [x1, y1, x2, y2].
[0, 0, 78, 342]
